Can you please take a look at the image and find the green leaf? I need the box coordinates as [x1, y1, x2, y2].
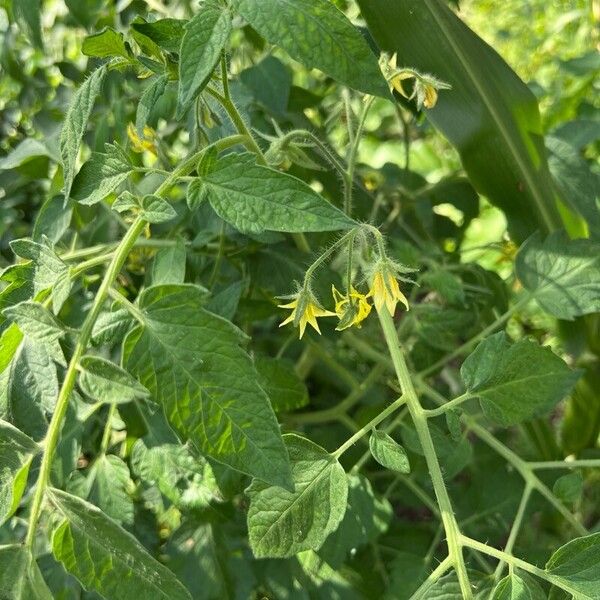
[461, 332, 581, 427]
[123, 284, 292, 488]
[0, 545, 53, 599]
[547, 137, 600, 240]
[13, 0, 44, 49]
[206, 280, 243, 320]
[0, 139, 52, 170]
[255, 356, 309, 414]
[91, 308, 133, 347]
[131, 18, 186, 53]
[177, 2, 232, 118]
[60, 65, 107, 200]
[545, 532, 600, 599]
[112, 191, 140, 214]
[246, 434, 348, 558]
[137, 75, 168, 136]
[2, 300, 65, 365]
[81, 455, 135, 525]
[33, 195, 73, 245]
[7, 339, 57, 440]
[553, 471, 584, 505]
[202, 153, 355, 234]
[240, 56, 292, 115]
[140, 194, 178, 223]
[516, 232, 600, 320]
[231, 0, 388, 97]
[78, 355, 149, 404]
[0, 419, 39, 525]
[49, 488, 192, 600]
[151, 240, 186, 285]
[492, 573, 546, 600]
[71, 143, 133, 206]
[82, 27, 131, 59]
[369, 429, 411, 474]
[358, 0, 562, 241]
[10, 237, 71, 313]
[318, 474, 392, 568]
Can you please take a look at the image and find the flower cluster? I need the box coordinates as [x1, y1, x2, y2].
[279, 257, 413, 339]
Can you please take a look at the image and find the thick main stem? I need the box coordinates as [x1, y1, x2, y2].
[377, 308, 473, 599]
[25, 216, 146, 547]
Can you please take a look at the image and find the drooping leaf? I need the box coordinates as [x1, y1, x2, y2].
[79, 455, 135, 525]
[358, 0, 562, 241]
[491, 573, 546, 600]
[246, 434, 348, 558]
[0, 419, 39, 525]
[10, 238, 71, 313]
[151, 239, 187, 285]
[2, 300, 65, 364]
[71, 143, 133, 206]
[82, 27, 131, 59]
[177, 2, 232, 118]
[254, 356, 309, 413]
[545, 533, 600, 599]
[7, 339, 57, 440]
[0, 545, 53, 600]
[137, 75, 168, 136]
[49, 488, 192, 600]
[60, 65, 107, 200]
[516, 232, 600, 320]
[123, 284, 292, 488]
[202, 153, 355, 234]
[369, 429, 411, 474]
[461, 332, 581, 426]
[78, 356, 149, 404]
[231, 0, 389, 97]
[140, 195, 178, 223]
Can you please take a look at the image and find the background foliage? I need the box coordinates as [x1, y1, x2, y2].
[0, 0, 599, 599]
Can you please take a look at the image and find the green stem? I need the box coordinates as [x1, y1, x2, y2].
[418, 296, 530, 378]
[424, 392, 473, 418]
[99, 404, 117, 455]
[461, 536, 583, 598]
[25, 216, 146, 548]
[410, 557, 453, 600]
[377, 307, 473, 599]
[333, 395, 406, 459]
[345, 96, 375, 215]
[529, 459, 600, 470]
[493, 483, 533, 582]
[303, 229, 358, 284]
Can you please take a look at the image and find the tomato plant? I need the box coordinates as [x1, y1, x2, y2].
[1, 1, 599, 598]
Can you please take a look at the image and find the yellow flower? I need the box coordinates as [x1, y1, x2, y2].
[422, 84, 439, 109]
[278, 292, 336, 339]
[369, 270, 409, 317]
[127, 123, 157, 155]
[332, 285, 372, 330]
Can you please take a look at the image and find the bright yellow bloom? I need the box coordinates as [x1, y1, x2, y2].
[369, 270, 409, 317]
[127, 123, 157, 155]
[278, 295, 336, 339]
[332, 285, 372, 331]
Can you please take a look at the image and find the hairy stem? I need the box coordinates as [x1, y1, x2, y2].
[377, 308, 473, 599]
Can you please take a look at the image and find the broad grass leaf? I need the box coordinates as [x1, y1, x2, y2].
[123, 284, 292, 488]
[462, 332, 581, 426]
[49, 488, 191, 600]
[60, 65, 107, 200]
[202, 153, 355, 234]
[0, 419, 39, 525]
[516, 232, 600, 320]
[358, 0, 562, 241]
[231, 0, 389, 97]
[545, 532, 600, 599]
[177, 2, 231, 118]
[0, 545, 52, 599]
[246, 434, 348, 558]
